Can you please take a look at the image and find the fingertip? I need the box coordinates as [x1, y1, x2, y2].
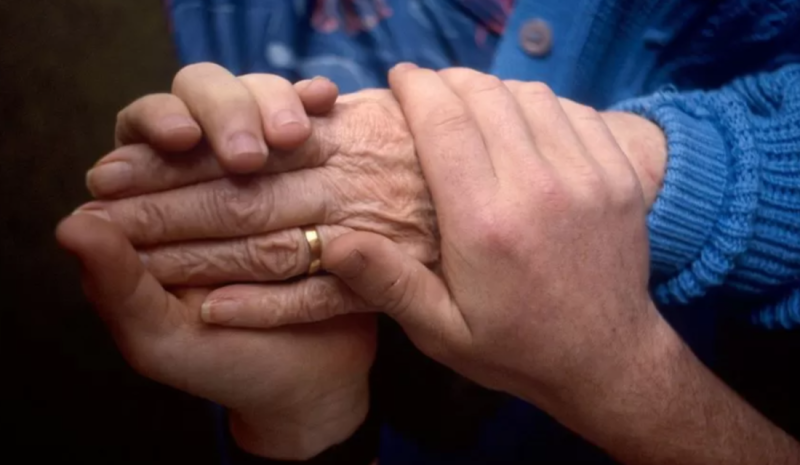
[323, 232, 386, 279]
[55, 213, 120, 262]
[221, 131, 269, 174]
[153, 115, 202, 152]
[59, 210, 166, 308]
[267, 110, 312, 150]
[390, 62, 419, 74]
[388, 62, 420, 84]
[298, 77, 339, 115]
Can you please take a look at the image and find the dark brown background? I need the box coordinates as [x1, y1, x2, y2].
[2, 1, 217, 463]
[1, 0, 797, 463]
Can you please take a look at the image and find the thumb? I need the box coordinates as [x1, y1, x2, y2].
[324, 232, 472, 356]
[56, 213, 179, 336]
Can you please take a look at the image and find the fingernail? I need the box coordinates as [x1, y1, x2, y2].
[159, 115, 200, 134]
[272, 109, 307, 129]
[307, 76, 335, 93]
[86, 161, 132, 196]
[201, 300, 236, 324]
[392, 62, 419, 73]
[72, 206, 111, 222]
[226, 131, 267, 160]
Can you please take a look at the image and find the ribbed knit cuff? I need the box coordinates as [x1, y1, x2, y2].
[751, 288, 800, 330]
[615, 92, 730, 305]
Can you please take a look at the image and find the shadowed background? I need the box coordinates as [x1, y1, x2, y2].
[1, 1, 797, 463]
[2, 1, 216, 463]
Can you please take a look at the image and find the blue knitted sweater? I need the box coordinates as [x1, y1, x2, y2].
[167, 0, 800, 329]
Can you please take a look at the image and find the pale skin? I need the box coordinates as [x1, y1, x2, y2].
[62, 63, 800, 462]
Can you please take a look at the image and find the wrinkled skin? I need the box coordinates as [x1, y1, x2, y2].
[64, 66, 390, 460]
[83, 90, 437, 326]
[86, 82, 664, 327]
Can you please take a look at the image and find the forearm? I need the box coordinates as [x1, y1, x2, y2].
[539, 309, 800, 465]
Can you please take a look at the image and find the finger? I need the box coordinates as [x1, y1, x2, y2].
[438, 69, 542, 180]
[506, 81, 592, 171]
[200, 276, 364, 328]
[294, 76, 339, 115]
[141, 225, 351, 287]
[87, 143, 220, 199]
[388, 63, 496, 219]
[78, 171, 330, 245]
[558, 99, 635, 181]
[115, 94, 202, 151]
[172, 63, 268, 174]
[324, 231, 471, 359]
[87, 117, 334, 200]
[238, 74, 312, 151]
[55, 213, 181, 336]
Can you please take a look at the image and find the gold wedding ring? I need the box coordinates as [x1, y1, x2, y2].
[302, 226, 322, 276]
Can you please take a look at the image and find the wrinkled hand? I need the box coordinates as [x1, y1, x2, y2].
[321, 65, 668, 422]
[66, 65, 377, 461]
[82, 65, 436, 326]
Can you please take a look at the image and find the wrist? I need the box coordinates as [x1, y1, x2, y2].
[229, 382, 370, 461]
[601, 111, 667, 209]
[547, 308, 694, 454]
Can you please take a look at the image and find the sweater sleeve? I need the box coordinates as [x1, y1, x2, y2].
[613, 64, 800, 329]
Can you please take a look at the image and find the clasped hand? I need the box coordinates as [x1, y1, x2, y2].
[58, 62, 672, 459]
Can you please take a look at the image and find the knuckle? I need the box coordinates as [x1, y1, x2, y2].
[172, 62, 219, 92]
[466, 209, 523, 256]
[441, 68, 504, 96]
[239, 73, 290, 89]
[567, 102, 602, 124]
[298, 279, 342, 322]
[611, 172, 644, 210]
[130, 199, 170, 243]
[435, 67, 473, 88]
[236, 73, 260, 87]
[463, 73, 505, 96]
[427, 104, 473, 133]
[532, 175, 574, 214]
[379, 267, 417, 318]
[517, 81, 557, 103]
[503, 79, 524, 94]
[207, 180, 269, 234]
[571, 170, 610, 207]
[242, 231, 302, 279]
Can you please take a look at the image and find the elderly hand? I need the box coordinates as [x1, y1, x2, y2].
[82, 64, 436, 326]
[63, 65, 377, 461]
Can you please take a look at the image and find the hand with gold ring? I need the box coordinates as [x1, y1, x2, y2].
[78, 63, 437, 328]
[58, 64, 378, 462]
[78, 63, 664, 329]
[303, 226, 323, 276]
